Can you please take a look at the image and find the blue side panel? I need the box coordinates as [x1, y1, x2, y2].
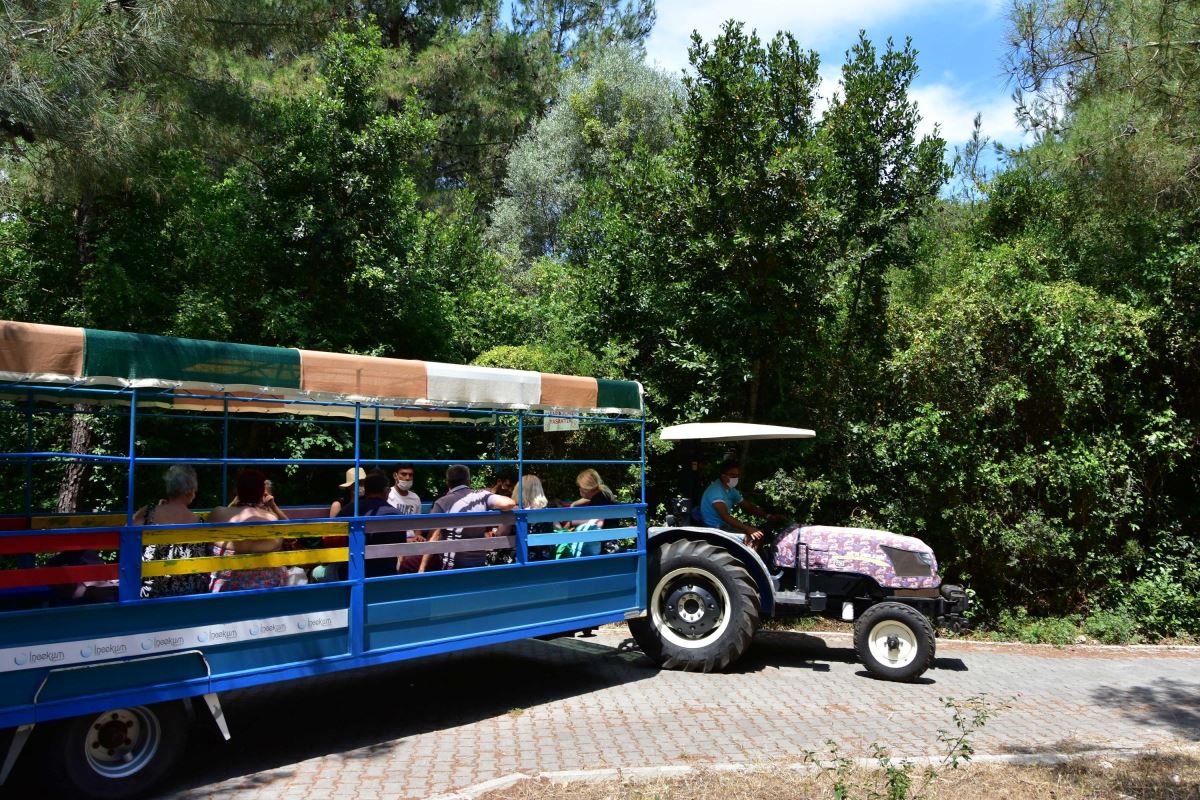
[0, 585, 351, 727]
[0, 554, 646, 729]
[364, 555, 640, 653]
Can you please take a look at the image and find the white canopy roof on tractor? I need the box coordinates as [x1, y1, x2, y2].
[660, 422, 815, 442]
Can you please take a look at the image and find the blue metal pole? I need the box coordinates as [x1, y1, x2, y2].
[353, 404, 361, 517]
[640, 417, 647, 505]
[516, 412, 524, 506]
[374, 405, 381, 467]
[516, 411, 526, 565]
[348, 520, 365, 656]
[221, 395, 230, 505]
[350, 404, 364, 656]
[126, 390, 138, 527]
[635, 506, 648, 611]
[23, 393, 33, 517]
[118, 391, 141, 603]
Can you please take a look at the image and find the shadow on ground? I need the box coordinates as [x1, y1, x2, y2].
[730, 630, 967, 679]
[1091, 678, 1200, 741]
[4, 636, 658, 798]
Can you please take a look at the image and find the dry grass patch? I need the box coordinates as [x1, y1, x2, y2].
[481, 746, 1200, 800]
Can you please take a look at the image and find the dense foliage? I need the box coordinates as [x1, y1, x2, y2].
[2, 0, 1198, 635]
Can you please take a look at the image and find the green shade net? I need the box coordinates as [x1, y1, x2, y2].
[83, 329, 301, 388]
[597, 379, 641, 412]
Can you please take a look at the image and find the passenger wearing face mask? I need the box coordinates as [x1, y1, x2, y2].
[388, 463, 425, 574]
[387, 463, 421, 514]
[698, 459, 773, 546]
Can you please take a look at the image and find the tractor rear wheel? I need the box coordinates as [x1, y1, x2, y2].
[629, 538, 760, 672]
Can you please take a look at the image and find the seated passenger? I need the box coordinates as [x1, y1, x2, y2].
[419, 465, 517, 572]
[698, 459, 774, 546]
[136, 465, 210, 598]
[387, 463, 421, 513]
[330, 467, 366, 517]
[208, 469, 289, 592]
[572, 468, 619, 529]
[387, 463, 426, 573]
[338, 469, 407, 578]
[488, 473, 554, 565]
[490, 468, 517, 499]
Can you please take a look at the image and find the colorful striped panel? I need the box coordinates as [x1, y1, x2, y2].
[0, 321, 83, 383]
[141, 547, 349, 577]
[597, 378, 642, 413]
[30, 513, 127, 530]
[0, 532, 119, 555]
[142, 521, 348, 546]
[0, 563, 118, 589]
[298, 349, 426, 400]
[539, 373, 598, 409]
[84, 328, 301, 389]
[424, 362, 541, 408]
[0, 320, 644, 414]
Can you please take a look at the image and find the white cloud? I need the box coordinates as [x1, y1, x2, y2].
[645, 0, 960, 74]
[908, 82, 1026, 146]
[644, 2, 1027, 150]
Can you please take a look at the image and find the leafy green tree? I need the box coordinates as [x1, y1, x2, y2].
[1007, 0, 1200, 211]
[488, 45, 681, 267]
[511, 0, 655, 64]
[561, 24, 945, 436]
[1, 0, 210, 511]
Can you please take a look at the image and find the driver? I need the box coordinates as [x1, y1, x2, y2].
[698, 459, 774, 546]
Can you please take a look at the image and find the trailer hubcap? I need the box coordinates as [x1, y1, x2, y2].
[84, 707, 161, 779]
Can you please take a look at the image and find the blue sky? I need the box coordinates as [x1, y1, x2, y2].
[644, 0, 1026, 150]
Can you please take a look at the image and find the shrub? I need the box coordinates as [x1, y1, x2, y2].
[996, 607, 1081, 645]
[1082, 608, 1140, 645]
[1125, 569, 1200, 640]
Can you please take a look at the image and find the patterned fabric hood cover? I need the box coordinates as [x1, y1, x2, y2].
[773, 524, 940, 590]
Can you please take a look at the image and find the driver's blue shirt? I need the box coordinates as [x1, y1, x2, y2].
[699, 480, 743, 529]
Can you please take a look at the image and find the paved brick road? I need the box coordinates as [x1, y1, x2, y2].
[12, 630, 1199, 799]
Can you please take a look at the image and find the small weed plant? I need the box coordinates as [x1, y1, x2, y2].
[802, 695, 1004, 800]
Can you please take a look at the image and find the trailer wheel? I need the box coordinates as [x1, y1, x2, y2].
[629, 538, 760, 672]
[44, 701, 189, 799]
[854, 602, 936, 682]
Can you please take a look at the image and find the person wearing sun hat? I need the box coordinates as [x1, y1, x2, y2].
[312, 467, 368, 582]
[329, 467, 367, 518]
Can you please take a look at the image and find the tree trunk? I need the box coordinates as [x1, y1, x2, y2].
[55, 405, 94, 513]
[54, 193, 97, 514]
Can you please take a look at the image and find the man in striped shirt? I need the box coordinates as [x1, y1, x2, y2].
[418, 465, 517, 572]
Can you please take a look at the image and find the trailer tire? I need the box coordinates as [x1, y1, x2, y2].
[854, 602, 936, 682]
[629, 538, 760, 672]
[43, 700, 190, 799]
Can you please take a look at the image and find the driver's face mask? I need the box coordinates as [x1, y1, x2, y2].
[726, 476, 739, 488]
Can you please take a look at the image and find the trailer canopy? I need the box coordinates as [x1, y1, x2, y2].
[0, 321, 643, 418]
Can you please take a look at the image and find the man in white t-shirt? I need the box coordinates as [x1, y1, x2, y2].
[388, 463, 424, 573]
[387, 462, 421, 514]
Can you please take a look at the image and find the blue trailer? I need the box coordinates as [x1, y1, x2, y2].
[0, 320, 659, 798]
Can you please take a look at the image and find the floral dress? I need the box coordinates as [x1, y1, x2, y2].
[208, 544, 288, 592]
[140, 503, 211, 598]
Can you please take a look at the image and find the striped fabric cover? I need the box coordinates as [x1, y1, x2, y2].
[0, 321, 643, 416]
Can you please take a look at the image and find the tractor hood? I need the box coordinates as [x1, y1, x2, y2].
[796, 525, 941, 590]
